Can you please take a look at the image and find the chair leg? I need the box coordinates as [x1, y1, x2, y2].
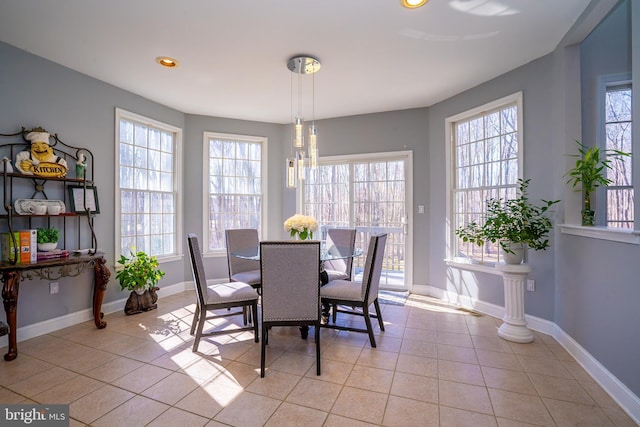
[192, 311, 207, 352]
[252, 302, 259, 343]
[363, 307, 376, 348]
[373, 298, 385, 331]
[261, 323, 267, 377]
[332, 303, 337, 323]
[315, 323, 321, 376]
[190, 305, 200, 335]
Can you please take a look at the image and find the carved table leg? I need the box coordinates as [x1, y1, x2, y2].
[2, 270, 20, 361]
[93, 257, 110, 329]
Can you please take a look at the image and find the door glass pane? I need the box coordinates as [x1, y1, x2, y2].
[305, 157, 407, 289]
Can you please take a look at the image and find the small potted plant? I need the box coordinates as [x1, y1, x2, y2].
[455, 179, 559, 264]
[116, 250, 165, 314]
[37, 227, 60, 251]
[565, 140, 630, 226]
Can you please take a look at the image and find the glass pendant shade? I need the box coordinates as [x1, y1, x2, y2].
[297, 151, 305, 181]
[286, 158, 296, 188]
[294, 117, 304, 148]
[309, 126, 318, 168]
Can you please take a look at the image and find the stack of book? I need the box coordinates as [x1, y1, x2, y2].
[36, 249, 70, 261]
[1, 230, 37, 263]
[1, 230, 69, 263]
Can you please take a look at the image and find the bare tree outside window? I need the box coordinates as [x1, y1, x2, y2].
[453, 100, 521, 263]
[205, 133, 264, 252]
[304, 157, 407, 287]
[605, 84, 633, 228]
[117, 114, 179, 258]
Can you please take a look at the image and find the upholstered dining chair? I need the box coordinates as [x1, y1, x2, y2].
[323, 228, 357, 282]
[225, 228, 261, 292]
[187, 234, 259, 353]
[320, 233, 387, 348]
[226, 228, 261, 324]
[259, 240, 321, 377]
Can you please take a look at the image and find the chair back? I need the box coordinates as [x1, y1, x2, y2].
[323, 228, 357, 279]
[359, 234, 387, 302]
[260, 241, 321, 323]
[187, 233, 207, 309]
[225, 229, 260, 276]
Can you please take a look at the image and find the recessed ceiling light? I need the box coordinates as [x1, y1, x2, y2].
[156, 56, 179, 68]
[401, 0, 428, 8]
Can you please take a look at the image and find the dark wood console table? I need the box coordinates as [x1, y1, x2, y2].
[1, 252, 110, 361]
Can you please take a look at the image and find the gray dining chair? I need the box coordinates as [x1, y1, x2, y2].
[259, 240, 321, 377]
[320, 233, 387, 348]
[323, 228, 357, 282]
[187, 234, 259, 352]
[226, 228, 261, 324]
[225, 229, 262, 292]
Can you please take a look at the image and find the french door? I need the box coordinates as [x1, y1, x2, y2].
[302, 151, 412, 291]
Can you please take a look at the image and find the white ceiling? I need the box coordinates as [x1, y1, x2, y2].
[0, 0, 591, 124]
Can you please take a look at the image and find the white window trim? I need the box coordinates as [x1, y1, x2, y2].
[559, 224, 640, 244]
[560, 73, 636, 242]
[444, 91, 524, 263]
[300, 150, 414, 289]
[202, 131, 268, 258]
[598, 73, 633, 228]
[114, 108, 184, 264]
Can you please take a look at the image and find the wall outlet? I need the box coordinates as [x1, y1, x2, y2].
[526, 279, 535, 292]
[49, 282, 59, 295]
[418, 205, 425, 214]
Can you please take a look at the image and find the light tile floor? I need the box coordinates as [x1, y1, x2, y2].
[1, 292, 637, 426]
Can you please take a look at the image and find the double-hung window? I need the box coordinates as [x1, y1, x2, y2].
[203, 132, 266, 254]
[448, 92, 523, 263]
[116, 109, 182, 260]
[603, 81, 633, 228]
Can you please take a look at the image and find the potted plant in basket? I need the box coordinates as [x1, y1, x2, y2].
[565, 140, 631, 226]
[455, 179, 559, 264]
[116, 250, 165, 315]
[37, 227, 60, 251]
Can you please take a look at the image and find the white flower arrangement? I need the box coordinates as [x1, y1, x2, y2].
[284, 214, 318, 240]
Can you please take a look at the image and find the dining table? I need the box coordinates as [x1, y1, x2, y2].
[232, 242, 363, 338]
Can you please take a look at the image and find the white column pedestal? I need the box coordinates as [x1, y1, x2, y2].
[495, 263, 533, 343]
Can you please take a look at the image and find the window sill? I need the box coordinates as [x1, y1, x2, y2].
[559, 224, 640, 244]
[444, 258, 502, 276]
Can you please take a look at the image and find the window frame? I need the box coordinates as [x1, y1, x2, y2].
[300, 150, 414, 290]
[445, 92, 524, 263]
[202, 131, 268, 257]
[114, 108, 183, 264]
[598, 73, 633, 228]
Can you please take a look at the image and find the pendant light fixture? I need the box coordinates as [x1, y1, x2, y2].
[286, 55, 321, 188]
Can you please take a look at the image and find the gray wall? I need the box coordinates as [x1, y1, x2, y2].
[0, 41, 185, 326]
[426, 53, 561, 321]
[556, 0, 640, 397]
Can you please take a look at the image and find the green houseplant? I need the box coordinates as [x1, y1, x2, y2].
[116, 250, 165, 293]
[37, 227, 60, 251]
[455, 179, 559, 264]
[565, 140, 630, 226]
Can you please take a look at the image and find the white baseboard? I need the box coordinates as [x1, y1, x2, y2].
[414, 284, 639, 424]
[553, 324, 640, 425]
